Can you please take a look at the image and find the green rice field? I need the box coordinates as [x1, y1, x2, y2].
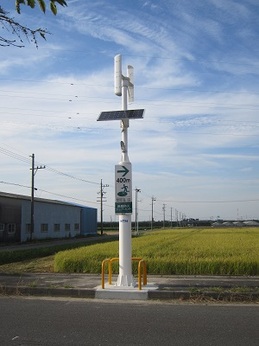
[54, 227, 259, 275]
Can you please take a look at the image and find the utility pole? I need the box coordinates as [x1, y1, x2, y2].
[30, 153, 45, 242]
[97, 179, 109, 235]
[170, 207, 173, 228]
[179, 211, 182, 227]
[162, 204, 166, 228]
[175, 209, 179, 227]
[151, 196, 156, 230]
[134, 188, 141, 235]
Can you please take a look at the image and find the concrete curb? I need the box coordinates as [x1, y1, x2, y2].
[148, 289, 259, 302]
[1, 273, 258, 302]
[0, 285, 96, 299]
[1, 285, 258, 302]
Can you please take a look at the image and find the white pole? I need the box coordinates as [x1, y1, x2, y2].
[116, 76, 134, 287]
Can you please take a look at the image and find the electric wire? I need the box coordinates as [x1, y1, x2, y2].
[0, 145, 99, 186]
[0, 180, 104, 207]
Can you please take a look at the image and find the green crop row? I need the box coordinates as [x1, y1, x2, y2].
[54, 228, 259, 275]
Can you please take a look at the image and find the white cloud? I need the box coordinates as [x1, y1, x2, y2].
[0, 0, 258, 220]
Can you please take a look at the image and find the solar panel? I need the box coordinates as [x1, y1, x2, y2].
[127, 109, 144, 119]
[97, 109, 144, 121]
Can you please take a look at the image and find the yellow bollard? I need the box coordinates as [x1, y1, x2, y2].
[102, 257, 147, 290]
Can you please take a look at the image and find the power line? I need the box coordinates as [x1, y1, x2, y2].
[0, 145, 99, 186]
[155, 198, 259, 204]
[1, 84, 259, 95]
[37, 188, 99, 206]
[0, 180, 103, 207]
[0, 181, 30, 189]
[1, 90, 259, 111]
[35, 188, 115, 210]
[140, 190, 259, 206]
[0, 147, 31, 165]
[42, 166, 99, 185]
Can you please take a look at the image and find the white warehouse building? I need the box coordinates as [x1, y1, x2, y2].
[0, 192, 97, 243]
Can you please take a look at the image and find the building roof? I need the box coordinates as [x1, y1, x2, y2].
[0, 191, 96, 210]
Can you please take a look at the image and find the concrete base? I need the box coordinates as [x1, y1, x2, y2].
[95, 283, 158, 300]
[116, 274, 135, 287]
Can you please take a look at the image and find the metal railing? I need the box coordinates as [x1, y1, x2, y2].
[101, 257, 147, 290]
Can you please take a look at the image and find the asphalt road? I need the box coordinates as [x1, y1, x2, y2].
[0, 297, 258, 345]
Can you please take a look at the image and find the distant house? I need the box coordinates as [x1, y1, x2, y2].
[0, 192, 97, 243]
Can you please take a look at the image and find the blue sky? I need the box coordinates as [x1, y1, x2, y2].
[0, 0, 259, 222]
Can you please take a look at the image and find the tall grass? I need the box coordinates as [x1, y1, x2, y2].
[54, 228, 259, 275]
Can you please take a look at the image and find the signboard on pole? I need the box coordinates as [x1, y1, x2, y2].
[115, 163, 132, 214]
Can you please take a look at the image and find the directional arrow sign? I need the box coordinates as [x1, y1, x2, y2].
[115, 163, 132, 214]
[117, 165, 129, 177]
